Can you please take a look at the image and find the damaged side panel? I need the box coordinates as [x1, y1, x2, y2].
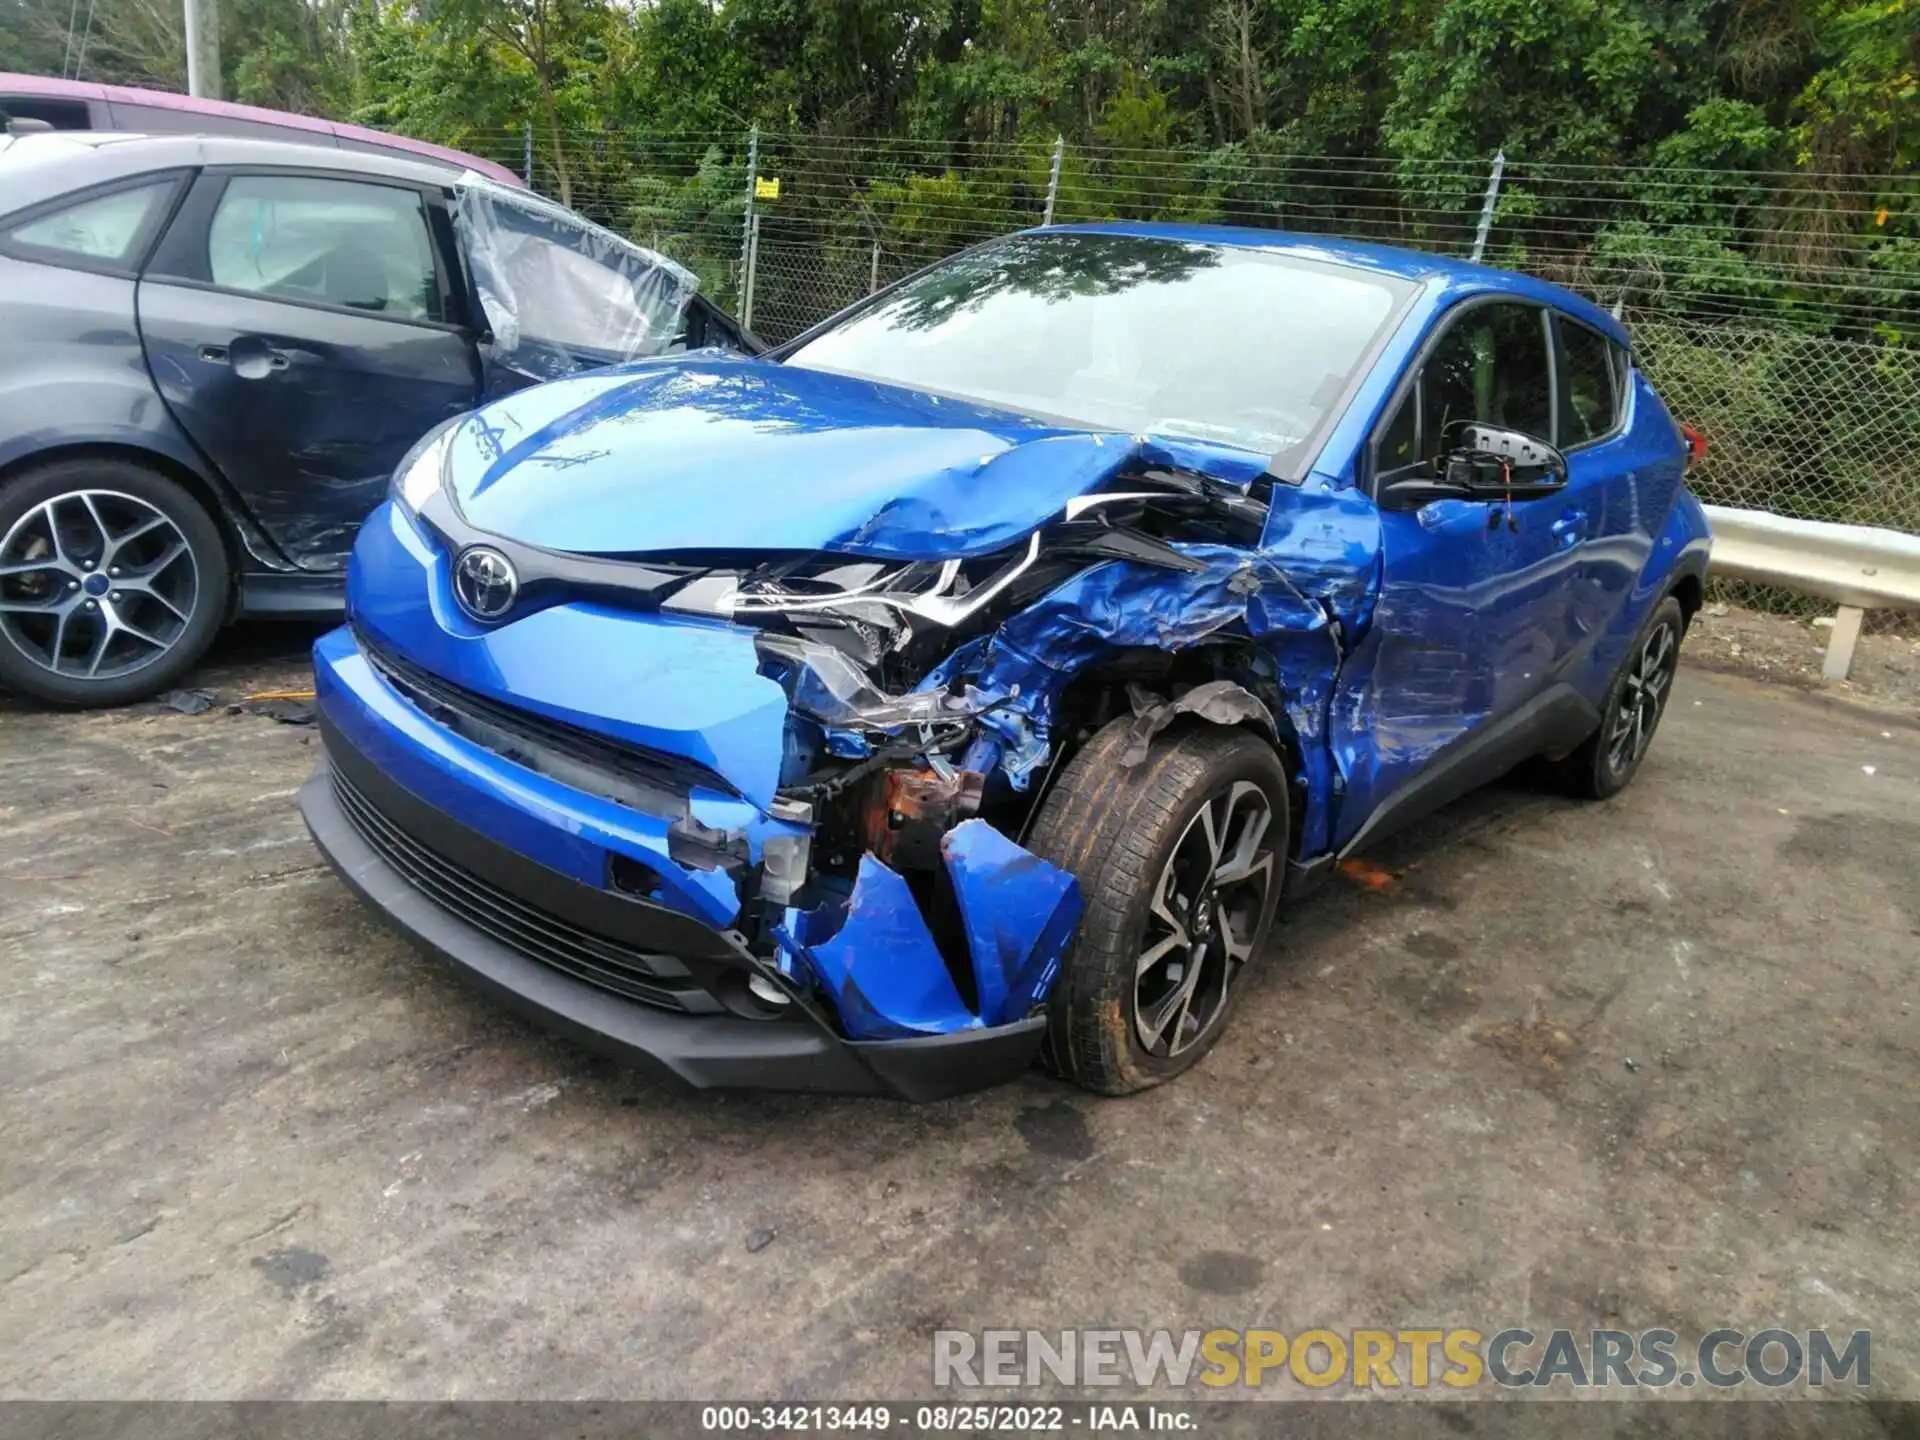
[419, 446, 1382, 1054]
[726, 465, 1384, 1051]
[910, 476, 1380, 856]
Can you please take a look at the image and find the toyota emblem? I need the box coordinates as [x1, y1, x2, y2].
[453, 546, 519, 622]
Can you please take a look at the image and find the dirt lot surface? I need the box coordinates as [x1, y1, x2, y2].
[3, 622, 1917, 1408]
[1688, 604, 1920, 714]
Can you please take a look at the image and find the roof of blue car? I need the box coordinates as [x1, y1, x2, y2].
[1043, 220, 1628, 343]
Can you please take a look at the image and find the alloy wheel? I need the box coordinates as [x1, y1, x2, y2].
[0, 490, 200, 682]
[1606, 619, 1678, 776]
[1134, 779, 1277, 1057]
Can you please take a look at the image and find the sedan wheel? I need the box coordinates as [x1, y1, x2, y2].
[1604, 613, 1678, 780]
[0, 461, 228, 707]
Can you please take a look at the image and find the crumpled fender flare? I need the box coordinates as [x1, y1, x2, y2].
[1115, 678, 1281, 768]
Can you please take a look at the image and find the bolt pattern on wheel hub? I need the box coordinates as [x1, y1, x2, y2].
[0, 490, 198, 681]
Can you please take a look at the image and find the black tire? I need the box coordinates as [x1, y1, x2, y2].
[1557, 595, 1686, 800]
[0, 458, 228, 707]
[1026, 718, 1290, 1095]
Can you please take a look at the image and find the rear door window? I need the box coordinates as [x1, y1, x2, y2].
[0, 96, 94, 129]
[205, 174, 443, 321]
[1557, 316, 1624, 444]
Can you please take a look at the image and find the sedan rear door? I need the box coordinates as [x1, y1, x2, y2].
[137, 168, 480, 570]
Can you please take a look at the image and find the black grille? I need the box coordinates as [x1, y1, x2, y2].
[357, 628, 738, 803]
[331, 768, 704, 1013]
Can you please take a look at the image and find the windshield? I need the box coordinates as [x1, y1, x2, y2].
[786, 231, 1411, 460]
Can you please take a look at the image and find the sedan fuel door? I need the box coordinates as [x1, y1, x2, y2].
[137, 169, 480, 569]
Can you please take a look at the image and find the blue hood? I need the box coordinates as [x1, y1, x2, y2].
[443, 355, 1271, 560]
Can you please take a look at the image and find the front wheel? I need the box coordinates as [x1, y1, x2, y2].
[1026, 719, 1290, 1095]
[1559, 594, 1686, 800]
[0, 459, 229, 707]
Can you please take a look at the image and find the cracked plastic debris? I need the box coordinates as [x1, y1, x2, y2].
[756, 632, 978, 732]
[773, 819, 1083, 1042]
[451, 179, 698, 383]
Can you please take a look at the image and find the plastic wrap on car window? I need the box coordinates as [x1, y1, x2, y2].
[451, 177, 699, 382]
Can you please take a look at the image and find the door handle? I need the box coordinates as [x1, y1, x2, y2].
[198, 345, 229, 365]
[229, 338, 291, 380]
[1551, 509, 1588, 549]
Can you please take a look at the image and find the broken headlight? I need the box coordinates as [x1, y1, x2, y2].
[719, 533, 1042, 631]
[755, 631, 979, 733]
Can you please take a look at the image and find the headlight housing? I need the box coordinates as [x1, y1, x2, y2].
[716, 533, 1042, 629]
[390, 420, 460, 516]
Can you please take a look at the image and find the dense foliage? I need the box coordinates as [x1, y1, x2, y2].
[3, 0, 1915, 341]
[4, 0, 1916, 551]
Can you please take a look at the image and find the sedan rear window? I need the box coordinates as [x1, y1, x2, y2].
[786, 231, 1412, 462]
[1558, 315, 1625, 444]
[4, 181, 172, 265]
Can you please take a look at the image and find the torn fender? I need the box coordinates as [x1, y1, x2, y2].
[917, 543, 1334, 789]
[774, 819, 1083, 1042]
[1117, 679, 1278, 766]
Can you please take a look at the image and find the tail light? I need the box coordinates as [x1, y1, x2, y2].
[1680, 423, 1707, 471]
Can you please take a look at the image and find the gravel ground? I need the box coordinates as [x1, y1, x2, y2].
[2, 620, 1917, 1412]
[1687, 604, 1920, 713]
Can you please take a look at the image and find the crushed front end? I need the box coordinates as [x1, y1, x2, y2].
[301, 533, 1090, 1105]
[300, 364, 1373, 1098]
[301, 516, 1096, 1100]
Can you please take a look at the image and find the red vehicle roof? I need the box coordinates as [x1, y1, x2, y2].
[0, 72, 524, 188]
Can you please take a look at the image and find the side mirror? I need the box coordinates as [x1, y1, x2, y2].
[1456, 423, 1567, 486]
[1378, 423, 1568, 510]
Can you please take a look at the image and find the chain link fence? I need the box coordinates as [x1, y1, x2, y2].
[461, 126, 1919, 618]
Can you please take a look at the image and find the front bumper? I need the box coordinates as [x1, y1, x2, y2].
[311, 506, 1084, 1097]
[300, 743, 1047, 1100]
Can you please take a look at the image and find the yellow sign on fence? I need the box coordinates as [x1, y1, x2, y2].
[754, 176, 780, 200]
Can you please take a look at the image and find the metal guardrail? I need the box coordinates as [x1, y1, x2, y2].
[1704, 505, 1920, 679]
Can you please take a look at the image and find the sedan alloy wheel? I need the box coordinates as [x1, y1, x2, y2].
[0, 489, 200, 681]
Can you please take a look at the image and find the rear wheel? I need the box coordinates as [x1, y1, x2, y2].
[1559, 595, 1686, 800]
[1026, 718, 1289, 1095]
[0, 459, 228, 707]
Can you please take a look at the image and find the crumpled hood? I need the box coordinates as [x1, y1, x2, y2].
[444, 354, 1271, 560]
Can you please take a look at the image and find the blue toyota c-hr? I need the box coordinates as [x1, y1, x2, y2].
[299, 223, 1712, 1099]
